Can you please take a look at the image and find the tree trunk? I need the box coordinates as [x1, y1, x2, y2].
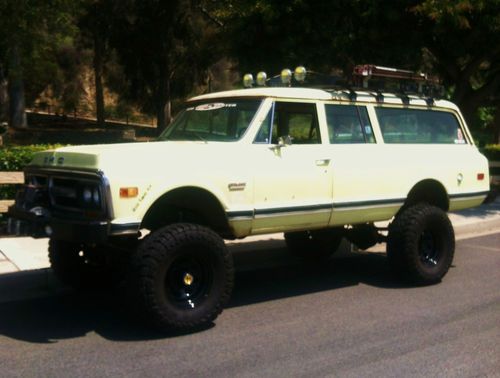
[93, 33, 106, 128]
[156, 72, 172, 134]
[492, 105, 500, 145]
[454, 98, 477, 133]
[0, 65, 8, 122]
[7, 44, 27, 129]
[156, 94, 166, 133]
[164, 76, 172, 126]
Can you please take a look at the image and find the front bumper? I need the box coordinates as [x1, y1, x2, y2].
[7, 205, 110, 242]
[7, 206, 140, 243]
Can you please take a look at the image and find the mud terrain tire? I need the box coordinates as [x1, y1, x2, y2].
[130, 223, 234, 331]
[387, 203, 455, 285]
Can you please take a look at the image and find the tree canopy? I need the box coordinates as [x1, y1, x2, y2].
[0, 0, 499, 142]
[0, 0, 80, 128]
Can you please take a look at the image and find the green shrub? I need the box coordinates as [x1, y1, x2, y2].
[482, 144, 500, 161]
[0, 144, 63, 200]
[0, 144, 62, 171]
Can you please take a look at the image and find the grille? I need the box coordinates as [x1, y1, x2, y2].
[49, 176, 104, 212]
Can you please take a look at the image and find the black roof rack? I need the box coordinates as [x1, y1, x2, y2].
[243, 65, 444, 104]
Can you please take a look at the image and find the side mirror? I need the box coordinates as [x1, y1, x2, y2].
[278, 135, 293, 147]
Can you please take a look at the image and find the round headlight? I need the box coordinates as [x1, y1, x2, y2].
[83, 187, 92, 203]
[280, 69, 292, 85]
[243, 73, 254, 88]
[256, 71, 267, 86]
[294, 66, 307, 82]
[93, 188, 100, 204]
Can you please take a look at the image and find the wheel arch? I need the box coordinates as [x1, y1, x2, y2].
[404, 179, 449, 211]
[141, 186, 233, 238]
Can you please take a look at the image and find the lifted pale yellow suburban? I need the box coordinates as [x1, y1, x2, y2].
[8, 66, 490, 331]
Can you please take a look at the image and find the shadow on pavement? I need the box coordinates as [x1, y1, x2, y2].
[0, 247, 411, 343]
[452, 197, 500, 220]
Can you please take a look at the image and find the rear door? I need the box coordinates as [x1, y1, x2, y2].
[324, 103, 401, 226]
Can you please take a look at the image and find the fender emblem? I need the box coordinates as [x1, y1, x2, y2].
[228, 183, 246, 191]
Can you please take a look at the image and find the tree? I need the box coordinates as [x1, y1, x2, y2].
[0, 0, 80, 128]
[221, 0, 500, 142]
[220, 1, 421, 77]
[111, 0, 221, 132]
[412, 0, 500, 143]
[79, 0, 125, 128]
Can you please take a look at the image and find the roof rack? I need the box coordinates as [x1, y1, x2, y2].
[242, 65, 444, 104]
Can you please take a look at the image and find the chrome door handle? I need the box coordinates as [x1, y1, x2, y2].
[315, 159, 331, 166]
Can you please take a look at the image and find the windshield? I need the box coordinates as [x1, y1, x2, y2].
[159, 99, 263, 142]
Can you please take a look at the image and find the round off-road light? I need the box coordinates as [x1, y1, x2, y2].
[294, 66, 307, 82]
[243, 73, 254, 88]
[281, 68, 292, 85]
[183, 273, 194, 286]
[256, 71, 267, 86]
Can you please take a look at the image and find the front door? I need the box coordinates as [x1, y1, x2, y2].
[251, 101, 333, 234]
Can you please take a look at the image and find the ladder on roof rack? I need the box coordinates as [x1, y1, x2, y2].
[352, 64, 443, 103]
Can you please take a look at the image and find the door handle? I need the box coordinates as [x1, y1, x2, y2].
[315, 159, 331, 166]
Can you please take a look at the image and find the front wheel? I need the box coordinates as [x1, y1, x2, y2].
[129, 223, 234, 331]
[387, 203, 455, 285]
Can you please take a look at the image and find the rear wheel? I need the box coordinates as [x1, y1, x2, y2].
[129, 223, 234, 331]
[284, 228, 343, 260]
[387, 203, 455, 285]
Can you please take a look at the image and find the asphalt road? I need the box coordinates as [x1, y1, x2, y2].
[0, 233, 498, 377]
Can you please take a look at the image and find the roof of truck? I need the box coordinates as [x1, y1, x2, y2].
[189, 87, 458, 110]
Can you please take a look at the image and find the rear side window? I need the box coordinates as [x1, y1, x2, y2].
[325, 105, 375, 144]
[376, 108, 466, 144]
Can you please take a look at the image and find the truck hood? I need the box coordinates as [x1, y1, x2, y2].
[29, 141, 239, 175]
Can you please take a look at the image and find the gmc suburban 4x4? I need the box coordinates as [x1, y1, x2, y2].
[8, 66, 490, 331]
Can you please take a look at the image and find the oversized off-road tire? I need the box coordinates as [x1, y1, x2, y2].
[284, 228, 343, 260]
[387, 203, 455, 285]
[129, 223, 234, 331]
[48, 240, 111, 289]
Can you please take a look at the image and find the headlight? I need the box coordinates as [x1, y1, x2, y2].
[82, 185, 100, 207]
[92, 188, 100, 205]
[83, 187, 93, 203]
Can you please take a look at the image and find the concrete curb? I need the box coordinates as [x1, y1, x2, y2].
[454, 217, 500, 240]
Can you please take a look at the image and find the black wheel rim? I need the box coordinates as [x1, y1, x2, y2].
[165, 249, 213, 310]
[418, 229, 441, 267]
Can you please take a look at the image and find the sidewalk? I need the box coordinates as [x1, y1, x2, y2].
[0, 198, 499, 302]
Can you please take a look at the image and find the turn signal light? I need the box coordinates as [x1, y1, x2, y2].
[477, 173, 485, 181]
[120, 187, 139, 198]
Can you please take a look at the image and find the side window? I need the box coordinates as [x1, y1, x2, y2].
[254, 102, 320, 144]
[325, 105, 375, 144]
[375, 108, 466, 144]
